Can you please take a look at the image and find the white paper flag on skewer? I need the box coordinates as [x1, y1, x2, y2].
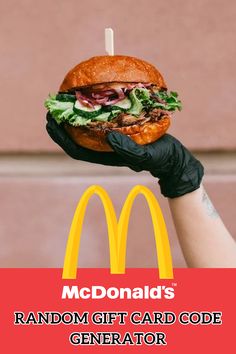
[105, 28, 114, 56]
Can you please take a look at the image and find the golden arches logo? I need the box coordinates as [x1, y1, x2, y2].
[62, 185, 173, 280]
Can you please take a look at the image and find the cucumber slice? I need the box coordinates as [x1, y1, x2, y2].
[56, 93, 76, 103]
[112, 98, 132, 110]
[74, 100, 101, 112]
[92, 112, 111, 122]
[69, 114, 91, 126]
[73, 100, 102, 118]
[110, 109, 122, 119]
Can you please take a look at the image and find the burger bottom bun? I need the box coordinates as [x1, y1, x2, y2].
[64, 116, 170, 152]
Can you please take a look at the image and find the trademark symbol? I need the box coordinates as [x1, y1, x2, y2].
[172, 283, 177, 287]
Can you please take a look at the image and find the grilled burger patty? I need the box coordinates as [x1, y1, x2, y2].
[86, 108, 170, 131]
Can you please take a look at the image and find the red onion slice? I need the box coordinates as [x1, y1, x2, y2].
[91, 90, 116, 98]
[103, 98, 123, 106]
[75, 91, 95, 108]
[94, 97, 109, 104]
[114, 88, 125, 100]
[75, 83, 152, 107]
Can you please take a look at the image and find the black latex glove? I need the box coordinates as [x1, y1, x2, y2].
[46, 113, 204, 198]
[46, 113, 134, 168]
[107, 132, 204, 198]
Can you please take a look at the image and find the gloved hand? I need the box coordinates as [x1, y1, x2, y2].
[46, 113, 204, 198]
[107, 132, 204, 198]
[46, 113, 133, 168]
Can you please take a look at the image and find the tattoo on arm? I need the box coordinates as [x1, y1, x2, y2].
[202, 189, 219, 219]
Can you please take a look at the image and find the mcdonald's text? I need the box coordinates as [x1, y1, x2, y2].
[0, 269, 233, 352]
[61, 285, 175, 300]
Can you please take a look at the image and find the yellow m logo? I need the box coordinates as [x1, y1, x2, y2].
[62, 185, 173, 280]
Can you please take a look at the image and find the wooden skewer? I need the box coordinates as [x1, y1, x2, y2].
[105, 28, 114, 56]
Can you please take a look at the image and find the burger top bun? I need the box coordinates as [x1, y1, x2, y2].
[59, 55, 167, 91]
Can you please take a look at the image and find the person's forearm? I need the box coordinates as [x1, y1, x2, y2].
[168, 184, 236, 267]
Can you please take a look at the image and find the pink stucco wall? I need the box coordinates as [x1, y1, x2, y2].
[1, 175, 235, 268]
[1, 0, 236, 151]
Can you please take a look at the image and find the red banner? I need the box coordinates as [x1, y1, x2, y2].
[0, 268, 235, 353]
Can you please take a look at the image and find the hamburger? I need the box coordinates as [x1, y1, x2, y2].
[45, 55, 182, 151]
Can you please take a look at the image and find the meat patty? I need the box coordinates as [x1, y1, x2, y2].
[87, 108, 170, 131]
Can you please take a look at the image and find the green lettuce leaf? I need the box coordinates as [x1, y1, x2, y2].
[127, 88, 182, 115]
[68, 115, 91, 126]
[45, 95, 75, 124]
[153, 91, 182, 111]
[128, 88, 151, 115]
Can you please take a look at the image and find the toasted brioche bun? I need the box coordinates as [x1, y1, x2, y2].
[60, 55, 169, 151]
[59, 55, 167, 91]
[64, 116, 170, 152]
